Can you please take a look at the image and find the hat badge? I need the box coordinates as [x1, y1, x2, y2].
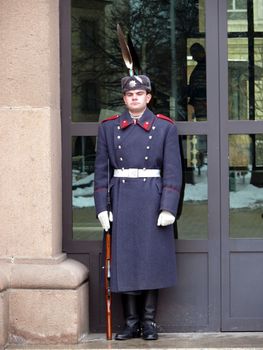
[129, 80, 137, 88]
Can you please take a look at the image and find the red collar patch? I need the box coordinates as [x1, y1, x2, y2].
[141, 121, 151, 131]
[120, 119, 132, 129]
[120, 115, 154, 131]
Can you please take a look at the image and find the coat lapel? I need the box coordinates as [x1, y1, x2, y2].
[115, 108, 156, 149]
[137, 108, 156, 131]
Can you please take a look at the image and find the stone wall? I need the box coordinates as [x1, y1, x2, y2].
[0, 0, 89, 345]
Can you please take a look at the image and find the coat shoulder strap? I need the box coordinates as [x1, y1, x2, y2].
[101, 114, 119, 123]
[156, 114, 174, 124]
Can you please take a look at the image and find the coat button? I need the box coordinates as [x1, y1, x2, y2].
[122, 179, 126, 183]
[120, 157, 123, 161]
[145, 156, 148, 160]
[143, 178, 147, 182]
[117, 126, 120, 130]
[118, 145, 122, 149]
[152, 126, 156, 130]
[149, 135, 152, 139]
[117, 135, 121, 139]
[146, 146, 150, 149]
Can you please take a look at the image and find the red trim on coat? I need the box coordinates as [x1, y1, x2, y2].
[101, 115, 119, 123]
[163, 185, 180, 193]
[94, 187, 107, 192]
[156, 114, 174, 124]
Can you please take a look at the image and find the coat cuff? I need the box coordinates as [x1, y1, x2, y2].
[94, 188, 108, 216]
[160, 186, 180, 216]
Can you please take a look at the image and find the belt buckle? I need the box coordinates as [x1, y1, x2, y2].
[128, 168, 138, 178]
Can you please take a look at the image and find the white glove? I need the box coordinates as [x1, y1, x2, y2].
[157, 210, 175, 226]
[98, 211, 113, 231]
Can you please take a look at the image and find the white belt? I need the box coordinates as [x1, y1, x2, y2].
[114, 168, 161, 178]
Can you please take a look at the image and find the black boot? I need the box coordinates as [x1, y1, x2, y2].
[115, 293, 141, 340]
[141, 289, 158, 340]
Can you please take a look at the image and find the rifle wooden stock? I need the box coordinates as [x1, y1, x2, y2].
[105, 230, 112, 340]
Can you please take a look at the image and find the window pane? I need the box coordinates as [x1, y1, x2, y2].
[228, 38, 249, 120]
[228, 39, 263, 121]
[71, 2, 101, 122]
[71, 0, 206, 122]
[177, 135, 208, 239]
[72, 136, 102, 240]
[229, 134, 263, 238]
[228, 2, 263, 121]
[254, 38, 263, 120]
[254, 0, 263, 32]
[227, 0, 247, 28]
[236, 0, 247, 9]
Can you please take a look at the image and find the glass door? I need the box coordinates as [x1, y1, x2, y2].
[220, 0, 263, 330]
[61, 0, 222, 332]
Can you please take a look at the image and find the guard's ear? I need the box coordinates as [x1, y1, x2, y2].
[123, 93, 128, 105]
[146, 93, 152, 104]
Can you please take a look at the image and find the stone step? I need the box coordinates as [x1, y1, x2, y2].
[5, 332, 263, 350]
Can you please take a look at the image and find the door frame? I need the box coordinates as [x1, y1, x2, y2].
[219, 0, 263, 331]
[60, 0, 263, 332]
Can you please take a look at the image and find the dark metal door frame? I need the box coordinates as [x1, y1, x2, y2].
[58, 0, 263, 332]
[219, 0, 263, 331]
[59, 0, 222, 332]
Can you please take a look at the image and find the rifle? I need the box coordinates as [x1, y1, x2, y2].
[104, 24, 135, 340]
[105, 227, 112, 340]
[105, 158, 112, 340]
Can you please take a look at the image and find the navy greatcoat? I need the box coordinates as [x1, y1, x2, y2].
[94, 107, 182, 293]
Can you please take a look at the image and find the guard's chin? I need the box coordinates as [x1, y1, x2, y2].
[129, 106, 144, 114]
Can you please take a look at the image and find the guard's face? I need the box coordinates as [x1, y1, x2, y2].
[123, 90, 152, 115]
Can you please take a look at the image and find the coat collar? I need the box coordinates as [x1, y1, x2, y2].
[119, 108, 155, 132]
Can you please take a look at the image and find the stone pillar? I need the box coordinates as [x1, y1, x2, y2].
[0, 0, 89, 345]
[0, 273, 9, 346]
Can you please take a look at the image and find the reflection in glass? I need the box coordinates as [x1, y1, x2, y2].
[71, 1, 106, 123]
[228, 1, 263, 120]
[254, 0, 263, 32]
[72, 136, 102, 240]
[227, 0, 247, 31]
[228, 38, 248, 120]
[254, 39, 263, 120]
[71, 0, 206, 122]
[187, 41, 207, 122]
[229, 134, 263, 238]
[177, 135, 208, 240]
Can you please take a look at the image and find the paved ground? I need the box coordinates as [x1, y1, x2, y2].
[6, 332, 263, 350]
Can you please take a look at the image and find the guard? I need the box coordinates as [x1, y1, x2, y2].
[94, 73, 182, 340]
